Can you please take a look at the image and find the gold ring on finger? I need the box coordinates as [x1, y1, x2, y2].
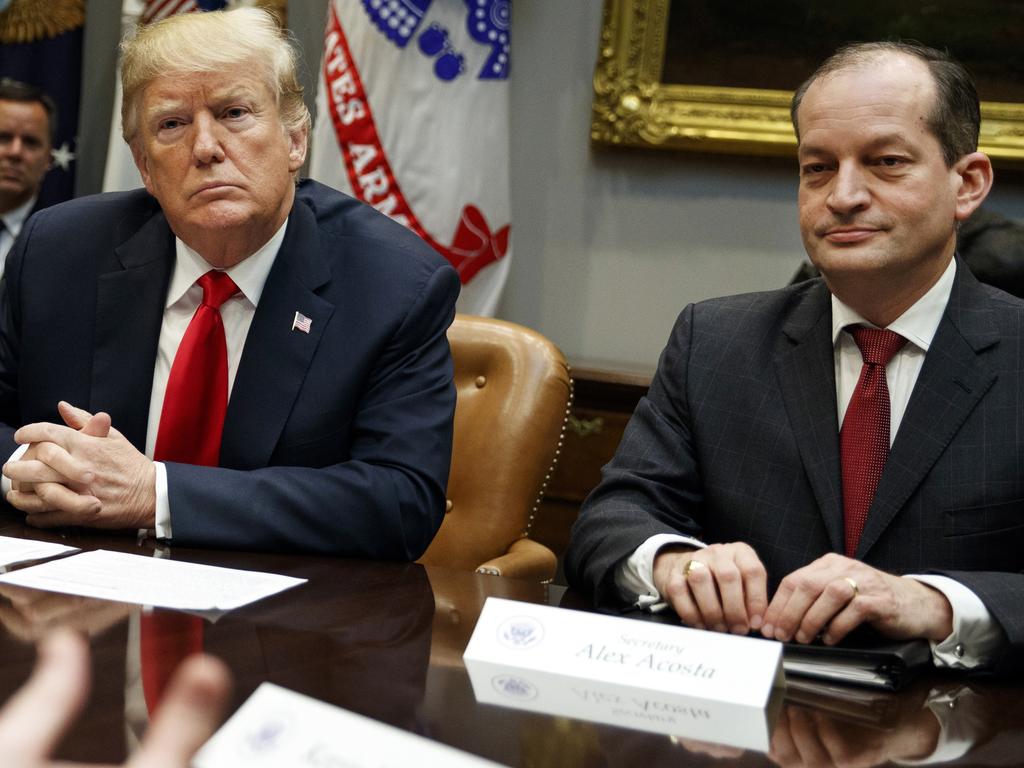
[842, 576, 859, 598]
[683, 559, 707, 579]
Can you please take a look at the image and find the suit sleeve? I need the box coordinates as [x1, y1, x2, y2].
[163, 263, 459, 560]
[565, 305, 708, 606]
[933, 570, 1024, 675]
[0, 221, 27, 458]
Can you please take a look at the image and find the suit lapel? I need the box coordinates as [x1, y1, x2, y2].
[220, 200, 336, 469]
[857, 263, 999, 558]
[92, 212, 174, 451]
[773, 283, 846, 553]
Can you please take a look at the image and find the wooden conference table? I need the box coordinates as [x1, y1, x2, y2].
[0, 517, 1020, 767]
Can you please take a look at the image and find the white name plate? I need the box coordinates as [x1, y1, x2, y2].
[465, 660, 780, 751]
[194, 683, 506, 768]
[463, 598, 783, 749]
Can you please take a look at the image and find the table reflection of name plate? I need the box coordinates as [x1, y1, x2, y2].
[463, 598, 784, 751]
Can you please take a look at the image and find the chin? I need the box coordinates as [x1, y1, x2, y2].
[811, 250, 885, 276]
[190, 205, 255, 231]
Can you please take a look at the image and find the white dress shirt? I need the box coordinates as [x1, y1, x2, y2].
[1, 221, 289, 531]
[617, 258, 1001, 668]
[148, 221, 287, 538]
[0, 196, 38, 273]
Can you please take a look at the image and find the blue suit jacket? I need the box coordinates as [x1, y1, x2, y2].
[566, 262, 1024, 672]
[0, 179, 459, 559]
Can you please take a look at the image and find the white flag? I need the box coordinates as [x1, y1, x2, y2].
[101, 0, 146, 193]
[310, 0, 512, 316]
[102, 0, 251, 193]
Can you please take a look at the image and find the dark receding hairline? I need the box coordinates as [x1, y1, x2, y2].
[791, 41, 980, 167]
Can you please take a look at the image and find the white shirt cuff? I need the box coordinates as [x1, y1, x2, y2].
[1, 443, 29, 496]
[907, 574, 1001, 669]
[895, 686, 981, 765]
[152, 461, 172, 540]
[615, 533, 705, 611]
[4, 445, 172, 539]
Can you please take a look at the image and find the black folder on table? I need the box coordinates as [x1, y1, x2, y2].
[783, 676, 912, 725]
[783, 635, 931, 691]
[619, 607, 930, 691]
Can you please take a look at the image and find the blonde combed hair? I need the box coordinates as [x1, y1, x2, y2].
[119, 7, 310, 146]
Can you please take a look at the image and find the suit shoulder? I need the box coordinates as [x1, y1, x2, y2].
[681, 278, 826, 334]
[976, 280, 1024, 312]
[294, 179, 449, 274]
[292, 179, 458, 314]
[24, 188, 161, 244]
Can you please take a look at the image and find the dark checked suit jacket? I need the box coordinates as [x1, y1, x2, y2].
[566, 260, 1024, 673]
[0, 179, 459, 559]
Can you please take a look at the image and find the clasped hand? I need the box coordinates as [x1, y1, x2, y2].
[653, 544, 954, 645]
[2, 401, 156, 530]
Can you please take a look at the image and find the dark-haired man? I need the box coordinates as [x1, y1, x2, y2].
[0, 78, 54, 271]
[567, 42, 1024, 672]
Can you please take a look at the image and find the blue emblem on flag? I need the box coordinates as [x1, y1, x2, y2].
[360, 0, 509, 83]
[361, 0, 431, 48]
[418, 23, 465, 82]
[464, 0, 509, 80]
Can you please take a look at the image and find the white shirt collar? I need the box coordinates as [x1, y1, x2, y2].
[0, 195, 38, 239]
[165, 218, 289, 309]
[830, 257, 957, 352]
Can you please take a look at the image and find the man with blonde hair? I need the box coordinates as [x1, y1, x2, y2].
[0, 8, 459, 558]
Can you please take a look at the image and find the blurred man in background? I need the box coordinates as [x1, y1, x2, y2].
[0, 78, 53, 270]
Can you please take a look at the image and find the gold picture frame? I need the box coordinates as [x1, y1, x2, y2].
[590, 0, 1024, 164]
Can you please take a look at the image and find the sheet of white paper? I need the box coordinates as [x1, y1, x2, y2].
[0, 535, 78, 569]
[194, 683, 507, 768]
[0, 549, 305, 610]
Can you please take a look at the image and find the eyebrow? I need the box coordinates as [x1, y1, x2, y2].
[144, 86, 263, 119]
[798, 131, 916, 158]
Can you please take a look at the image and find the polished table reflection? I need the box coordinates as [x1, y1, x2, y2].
[0, 518, 1021, 767]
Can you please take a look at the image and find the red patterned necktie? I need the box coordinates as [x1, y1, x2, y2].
[841, 326, 907, 557]
[142, 270, 238, 714]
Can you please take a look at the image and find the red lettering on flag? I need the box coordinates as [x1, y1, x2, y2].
[322, 5, 508, 284]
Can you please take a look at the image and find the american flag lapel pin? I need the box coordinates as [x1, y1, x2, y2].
[292, 311, 312, 334]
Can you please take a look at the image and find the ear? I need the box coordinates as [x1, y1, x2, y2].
[130, 142, 156, 196]
[952, 151, 994, 222]
[287, 125, 308, 173]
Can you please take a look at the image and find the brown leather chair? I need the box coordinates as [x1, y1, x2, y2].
[419, 315, 572, 581]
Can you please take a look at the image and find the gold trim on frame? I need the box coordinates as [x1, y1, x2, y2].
[0, 0, 84, 45]
[591, 0, 1024, 164]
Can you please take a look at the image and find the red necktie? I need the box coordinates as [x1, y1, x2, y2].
[152, 270, 239, 466]
[840, 327, 907, 557]
[142, 270, 238, 714]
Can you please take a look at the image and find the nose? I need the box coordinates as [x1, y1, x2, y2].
[1, 137, 24, 160]
[191, 113, 225, 166]
[826, 162, 870, 215]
